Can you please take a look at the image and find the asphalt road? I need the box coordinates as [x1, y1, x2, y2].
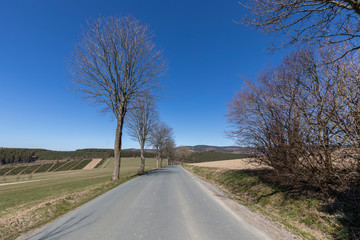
[19, 165, 271, 240]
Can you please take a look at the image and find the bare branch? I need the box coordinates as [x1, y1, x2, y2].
[126, 93, 159, 173]
[150, 122, 174, 168]
[241, 0, 360, 59]
[68, 16, 166, 180]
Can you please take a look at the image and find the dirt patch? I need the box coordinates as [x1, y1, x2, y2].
[189, 158, 269, 170]
[83, 158, 102, 170]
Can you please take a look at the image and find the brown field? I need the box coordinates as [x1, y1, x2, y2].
[188, 158, 269, 170]
[83, 158, 102, 169]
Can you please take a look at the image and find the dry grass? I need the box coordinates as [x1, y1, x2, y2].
[184, 165, 339, 240]
[0, 178, 132, 240]
[0, 157, 158, 240]
[82, 158, 102, 169]
[189, 158, 269, 170]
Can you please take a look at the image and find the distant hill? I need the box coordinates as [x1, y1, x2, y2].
[0, 148, 155, 165]
[125, 145, 253, 154]
[124, 148, 156, 153]
[183, 151, 249, 163]
[0, 145, 250, 165]
[185, 145, 253, 154]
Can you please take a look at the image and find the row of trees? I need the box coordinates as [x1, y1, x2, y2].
[0, 149, 37, 165]
[69, 16, 175, 179]
[231, 0, 360, 202]
[126, 93, 175, 173]
[227, 47, 360, 195]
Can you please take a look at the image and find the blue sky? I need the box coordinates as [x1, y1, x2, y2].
[0, 0, 288, 150]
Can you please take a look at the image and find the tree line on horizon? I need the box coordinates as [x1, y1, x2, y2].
[0, 148, 156, 165]
[0, 146, 248, 166]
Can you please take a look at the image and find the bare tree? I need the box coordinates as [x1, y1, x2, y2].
[164, 138, 176, 165]
[226, 48, 353, 191]
[331, 50, 360, 168]
[241, 0, 360, 59]
[69, 16, 165, 180]
[126, 93, 159, 174]
[227, 63, 305, 174]
[150, 122, 174, 168]
[176, 146, 191, 165]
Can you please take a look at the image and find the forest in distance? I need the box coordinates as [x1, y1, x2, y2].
[0, 148, 155, 165]
[0, 146, 248, 166]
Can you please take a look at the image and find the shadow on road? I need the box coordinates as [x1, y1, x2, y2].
[26, 212, 95, 240]
[143, 166, 177, 177]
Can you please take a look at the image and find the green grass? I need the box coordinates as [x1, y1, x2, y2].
[21, 165, 39, 174]
[185, 165, 339, 240]
[0, 157, 159, 240]
[0, 159, 95, 176]
[95, 158, 106, 168]
[7, 166, 28, 175]
[55, 160, 79, 171]
[0, 167, 14, 176]
[53, 160, 73, 171]
[48, 161, 67, 171]
[34, 163, 54, 173]
[72, 159, 92, 170]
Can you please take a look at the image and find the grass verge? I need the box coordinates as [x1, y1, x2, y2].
[1, 176, 134, 240]
[0, 157, 158, 240]
[184, 165, 343, 240]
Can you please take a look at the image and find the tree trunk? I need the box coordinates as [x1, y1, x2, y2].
[140, 140, 145, 174]
[160, 158, 163, 168]
[156, 151, 160, 168]
[112, 120, 123, 180]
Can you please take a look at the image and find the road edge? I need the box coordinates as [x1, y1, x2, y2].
[15, 174, 141, 240]
[181, 165, 298, 240]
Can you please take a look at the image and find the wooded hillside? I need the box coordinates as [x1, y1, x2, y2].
[0, 148, 155, 165]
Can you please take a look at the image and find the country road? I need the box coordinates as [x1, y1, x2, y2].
[18, 165, 293, 240]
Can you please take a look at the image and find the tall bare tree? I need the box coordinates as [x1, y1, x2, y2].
[126, 93, 159, 173]
[176, 146, 191, 165]
[227, 48, 352, 190]
[150, 122, 174, 168]
[241, 0, 360, 59]
[164, 138, 176, 165]
[69, 16, 165, 180]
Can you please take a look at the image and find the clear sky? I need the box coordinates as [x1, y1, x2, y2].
[0, 0, 288, 151]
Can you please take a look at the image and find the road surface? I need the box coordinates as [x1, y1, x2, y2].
[19, 165, 287, 240]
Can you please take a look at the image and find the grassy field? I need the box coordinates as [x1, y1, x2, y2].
[0, 159, 93, 177]
[184, 165, 343, 240]
[0, 157, 159, 240]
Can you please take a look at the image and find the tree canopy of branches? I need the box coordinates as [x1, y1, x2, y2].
[176, 146, 191, 165]
[241, 0, 360, 59]
[69, 16, 165, 180]
[227, 47, 360, 197]
[150, 122, 174, 168]
[126, 93, 159, 173]
[164, 138, 176, 165]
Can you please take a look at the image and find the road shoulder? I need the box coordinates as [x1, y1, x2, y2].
[182, 166, 298, 240]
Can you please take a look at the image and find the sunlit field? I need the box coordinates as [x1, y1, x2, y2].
[0, 157, 160, 240]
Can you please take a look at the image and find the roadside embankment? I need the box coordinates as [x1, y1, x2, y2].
[184, 164, 342, 239]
